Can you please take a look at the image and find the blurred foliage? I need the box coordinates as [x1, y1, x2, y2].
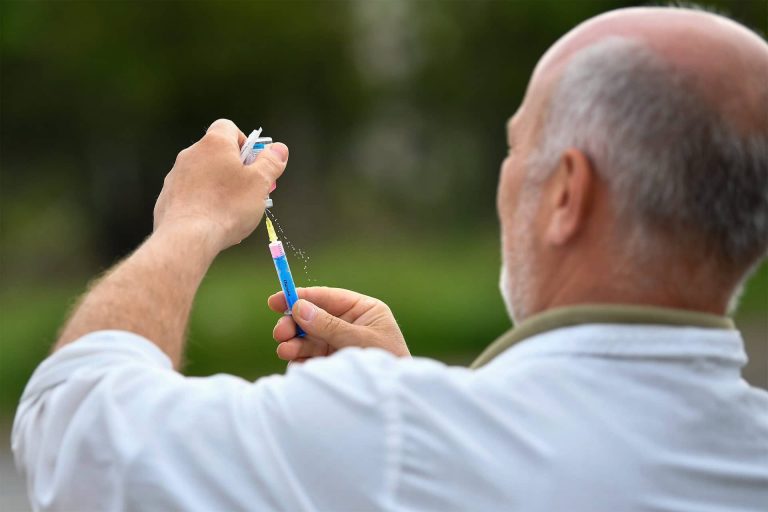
[1, 0, 767, 419]
[3, 0, 764, 272]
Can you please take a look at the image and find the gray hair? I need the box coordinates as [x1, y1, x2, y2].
[528, 37, 768, 270]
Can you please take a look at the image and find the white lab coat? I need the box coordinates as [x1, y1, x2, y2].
[13, 325, 768, 511]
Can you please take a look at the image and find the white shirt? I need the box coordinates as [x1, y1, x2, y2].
[12, 326, 768, 511]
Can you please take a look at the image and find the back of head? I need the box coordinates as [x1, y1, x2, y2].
[529, 10, 768, 303]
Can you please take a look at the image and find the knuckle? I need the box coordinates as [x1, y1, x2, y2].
[257, 154, 282, 174]
[249, 162, 282, 191]
[303, 343, 319, 358]
[321, 312, 339, 333]
[254, 172, 272, 190]
[208, 118, 234, 131]
[175, 147, 191, 164]
[203, 132, 229, 148]
[362, 296, 382, 311]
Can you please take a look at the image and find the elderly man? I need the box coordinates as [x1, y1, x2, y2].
[13, 6, 768, 511]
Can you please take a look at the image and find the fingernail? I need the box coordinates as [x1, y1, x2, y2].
[269, 143, 289, 162]
[297, 300, 316, 322]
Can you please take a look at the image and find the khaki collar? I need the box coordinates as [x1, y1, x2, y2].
[470, 304, 734, 369]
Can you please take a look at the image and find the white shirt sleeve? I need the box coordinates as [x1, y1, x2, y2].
[12, 331, 402, 512]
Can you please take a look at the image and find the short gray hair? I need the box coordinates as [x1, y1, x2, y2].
[529, 37, 768, 270]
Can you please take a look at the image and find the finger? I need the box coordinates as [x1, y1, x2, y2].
[277, 338, 330, 360]
[270, 287, 360, 317]
[276, 340, 302, 360]
[291, 299, 360, 350]
[301, 287, 383, 322]
[273, 315, 299, 342]
[269, 287, 382, 324]
[276, 338, 330, 361]
[249, 142, 289, 183]
[267, 291, 289, 314]
[269, 287, 377, 323]
[206, 119, 241, 149]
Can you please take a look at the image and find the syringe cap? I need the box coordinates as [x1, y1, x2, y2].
[253, 137, 273, 146]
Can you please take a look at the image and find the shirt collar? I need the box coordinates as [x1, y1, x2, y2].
[470, 304, 735, 369]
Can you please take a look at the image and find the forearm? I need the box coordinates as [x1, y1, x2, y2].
[52, 119, 287, 366]
[55, 222, 219, 366]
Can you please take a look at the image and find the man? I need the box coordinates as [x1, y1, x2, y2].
[13, 6, 768, 511]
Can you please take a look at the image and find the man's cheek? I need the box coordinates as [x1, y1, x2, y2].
[498, 177, 519, 225]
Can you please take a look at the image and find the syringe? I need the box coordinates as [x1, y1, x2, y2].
[239, 128, 305, 338]
[266, 216, 305, 337]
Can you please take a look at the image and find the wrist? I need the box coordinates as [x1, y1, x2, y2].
[151, 219, 222, 265]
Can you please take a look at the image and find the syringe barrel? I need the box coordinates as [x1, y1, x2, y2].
[269, 241, 306, 337]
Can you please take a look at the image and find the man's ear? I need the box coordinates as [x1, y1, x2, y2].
[544, 148, 595, 246]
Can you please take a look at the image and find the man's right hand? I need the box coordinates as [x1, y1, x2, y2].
[268, 287, 410, 362]
[153, 119, 288, 255]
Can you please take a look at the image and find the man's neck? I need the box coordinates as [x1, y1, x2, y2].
[533, 254, 732, 317]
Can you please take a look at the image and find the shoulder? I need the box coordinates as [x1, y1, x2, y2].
[280, 347, 474, 395]
[259, 347, 478, 435]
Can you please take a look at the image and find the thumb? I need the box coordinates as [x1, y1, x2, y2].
[252, 142, 289, 183]
[292, 299, 357, 348]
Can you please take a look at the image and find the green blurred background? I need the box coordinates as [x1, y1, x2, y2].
[1, 0, 766, 432]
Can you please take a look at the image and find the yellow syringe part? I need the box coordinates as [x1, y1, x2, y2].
[265, 216, 278, 243]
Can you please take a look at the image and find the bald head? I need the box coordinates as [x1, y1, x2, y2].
[498, 6, 768, 321]
[532, 7, 768, 134]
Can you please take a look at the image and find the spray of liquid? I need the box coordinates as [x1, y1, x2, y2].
[264, 209, 317, 284]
